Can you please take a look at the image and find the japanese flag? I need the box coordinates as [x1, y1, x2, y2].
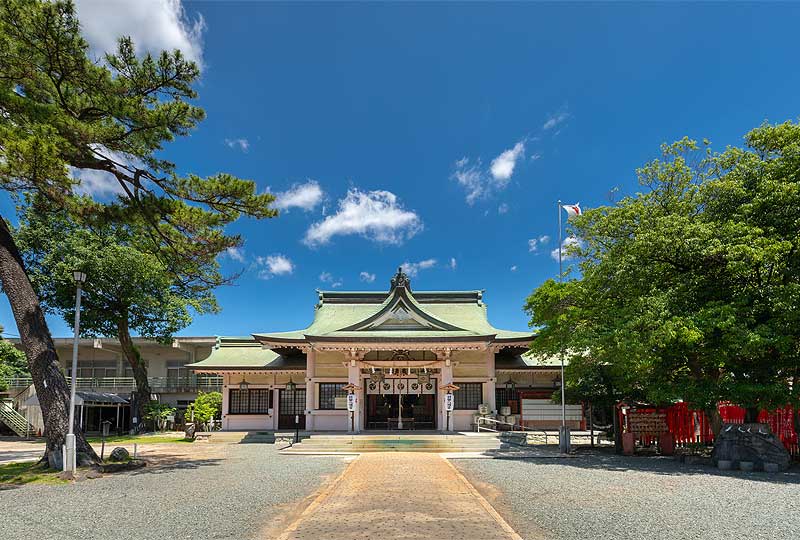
[562, 203, 582, 218]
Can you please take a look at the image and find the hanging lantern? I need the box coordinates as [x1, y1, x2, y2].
[239, 377, 250, 390]
[285, 376, 297, 392]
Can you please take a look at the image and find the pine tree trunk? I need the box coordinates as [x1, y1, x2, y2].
[706, 406, 723, 439]
[117, 314, 150, 432]
[0, 216, 99, 468]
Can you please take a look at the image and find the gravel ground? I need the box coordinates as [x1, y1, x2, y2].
[0, 443, 348, 540]
[452, 450, 800, 540]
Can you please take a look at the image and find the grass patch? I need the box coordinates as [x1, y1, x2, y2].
[87, 433, 194, 446]
[0, 461, 67, 486]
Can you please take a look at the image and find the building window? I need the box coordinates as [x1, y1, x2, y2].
[166, 365, 190, 381]
[453, 382, 483, 410]
[495, 387, 523, 407]
[229, 389, 271, 414]
[318, 383, 347, 410]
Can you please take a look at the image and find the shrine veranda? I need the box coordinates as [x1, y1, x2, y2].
[189, 269, 582, 433]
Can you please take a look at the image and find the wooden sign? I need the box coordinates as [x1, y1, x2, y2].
[334, 396, 348, 410]
[347, 393, 357, 412]
[627, 411, 668, 434]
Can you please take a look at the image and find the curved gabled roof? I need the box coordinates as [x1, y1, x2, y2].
[253, 268, 535, 346]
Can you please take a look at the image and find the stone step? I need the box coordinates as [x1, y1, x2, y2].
[282, 435, 506, 454]
[295, 440, 502, 447]
[303, 433, 499, 440]
[281, 446, 507, 454]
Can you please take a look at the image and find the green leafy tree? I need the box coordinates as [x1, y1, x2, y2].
[185, 391, 222, 430]
[144, 402, 177, 432]
[0, 335, 29, 391]
[0, 0, 276, 467]
[16, 202, 218, 427]
[526, 123, 800, 435]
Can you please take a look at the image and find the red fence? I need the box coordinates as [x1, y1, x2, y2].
[619, 402, 799, 459]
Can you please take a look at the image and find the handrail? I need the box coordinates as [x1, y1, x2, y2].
[1, 375, 223, 391]
[475, 416, 552, 444]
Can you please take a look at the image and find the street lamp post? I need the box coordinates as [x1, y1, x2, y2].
[64, 270, 87, 473]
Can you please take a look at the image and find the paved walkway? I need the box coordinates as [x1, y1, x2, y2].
[277, 453, 521, 540]
[0, 438, 46, 465]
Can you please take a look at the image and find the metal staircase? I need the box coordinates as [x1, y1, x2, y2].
[0, 400, 36, 437]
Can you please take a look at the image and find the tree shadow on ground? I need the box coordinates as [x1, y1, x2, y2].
[127, 457, 224, 476]
[471, 445, 800, 485]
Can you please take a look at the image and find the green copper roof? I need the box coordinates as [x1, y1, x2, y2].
[254, 268, 534, 345]
[187, 337, 306, 370]
[495, 351, 565, 370]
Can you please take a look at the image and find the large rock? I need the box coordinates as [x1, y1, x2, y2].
[712, 423, 791, 471]
[108, 446, 130, 462]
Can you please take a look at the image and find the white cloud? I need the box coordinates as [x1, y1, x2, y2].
[71, 168, 126, 199]
[359, 271, 376, 283]
[274, 180, 324, 212]
[256, 254, 294, 279]
[224, 247, 246, 263]
[510, 265, 518, 272]
[70, 144, 134, 199]
[75, 0, 206, 66]
[498, 203, 509, 215]
[452, 139, 526, 204]
[319, 271, 343, 288]
[304, 189, 422, 246]
[551, 236, 582, 261]
[490, 141, 525, 184]
[401, 259, 437, 277]
[528, 235, 551, 253]
[451, 157, 485, 205]
[449, 257, 457, 270]
[224, 138, 250, 152]
[543, 111, 569, 131]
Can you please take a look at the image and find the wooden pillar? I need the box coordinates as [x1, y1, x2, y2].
[221, 373, 230, 430]
[348, 359, 361, 433]
[271, 375, 279, 430]
[485, 347, 497, 414]
[439, 349, 453, 432]
[305, 348, 316, 431]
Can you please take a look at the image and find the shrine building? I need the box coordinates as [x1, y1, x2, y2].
[188, 268, 577, 432]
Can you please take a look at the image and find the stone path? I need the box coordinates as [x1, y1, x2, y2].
[277, 453, 522, 540]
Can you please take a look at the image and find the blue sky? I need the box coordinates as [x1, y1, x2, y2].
[2, 1, 800, 339]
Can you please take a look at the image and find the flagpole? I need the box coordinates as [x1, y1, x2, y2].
[557, 200, 568, 453]
[558, 200, 563, 281]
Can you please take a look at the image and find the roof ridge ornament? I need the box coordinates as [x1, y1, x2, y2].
[390, 266, 411, 291]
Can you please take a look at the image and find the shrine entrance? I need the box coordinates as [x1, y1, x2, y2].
[365, 377, 437, 430]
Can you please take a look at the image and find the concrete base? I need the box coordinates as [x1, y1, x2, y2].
[63, 433, 76, 473]
[558, 426, 571, 454]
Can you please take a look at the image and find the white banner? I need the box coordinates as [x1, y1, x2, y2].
[365, 378, 436, 395]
